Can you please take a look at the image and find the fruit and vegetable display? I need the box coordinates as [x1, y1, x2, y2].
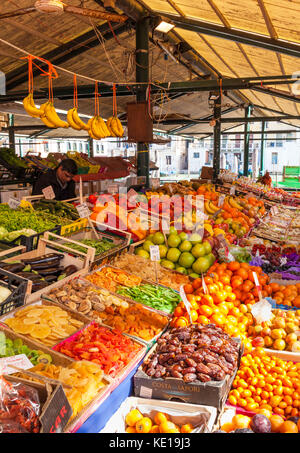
[142, 324, 240, 383]
[0, 332, 53, 366]
[85, 266, 142, 292]
[111, 253, 191, 291]
[54, 323, 143, 377]
[116, 284, 181, 315]
[0, 253, 78, 292]
[14, 360, 106, 422]
[125, 408, 195, 433]
[32, 199, 79, 220]
[0, 204, 71, 241]
[46, 279, 169, 342]
[218, 411, 300, 433]
[237, 177, 300, 206]
[228, 347, 300, 418]
[135, 228, 216, 278]
[65, 238, 117, 256]
[249, 308, 300, 352]
[4, 304, 84, 347]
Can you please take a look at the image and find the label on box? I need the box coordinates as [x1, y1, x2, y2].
[0, 354, 33, 375]
[42, 185, 55, 200]
[150, 245, 160, 262]
[76, 202, 90, 219]
[140, 386, 153, 399]
[8, 197, 20, 209]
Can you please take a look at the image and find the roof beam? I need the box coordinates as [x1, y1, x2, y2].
[159, 13, 300, 58]
[6, 21, 130, 91]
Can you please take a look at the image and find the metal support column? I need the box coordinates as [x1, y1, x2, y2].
[260, 120, 265, 176]
[212, 97, 221, 181]
[243, 105, 252, 176]
[8, 114, 15, 152]
[136, 16, 150, 187]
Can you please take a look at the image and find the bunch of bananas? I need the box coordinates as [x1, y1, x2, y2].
[87, 115, 124, 139]
[227, 196, 244, 210]
[23, 94, 69, 128]
[204, 200, 220, 215]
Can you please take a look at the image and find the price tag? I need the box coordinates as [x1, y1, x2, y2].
[201, 274, 208, 294]
[270, 205, 279, 216]
[42, 185, 55, 200]
[218, 194, 225, 207]
[180, 285, 193, 324]
[127, 188, 139, 204]
[149, 245, 160, 262]
[230, 186, 236, 195]
[251, 299, 272, 323]
[0, 354, 33, 375]
[8, 197, 20, 209]
[252, 271, 262, 300]
[76, 202, 90, 219]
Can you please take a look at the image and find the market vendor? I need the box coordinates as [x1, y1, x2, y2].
[32, 159, 78, 201]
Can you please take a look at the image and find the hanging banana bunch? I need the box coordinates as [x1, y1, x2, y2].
[106, 84, 124, 137]
[23, 93, 42, 118]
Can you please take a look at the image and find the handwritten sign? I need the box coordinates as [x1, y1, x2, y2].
[149, 245, 160, 262]
[230, 186, 236, 195]
[76, 202, 90, 219]
[0, 354, 33, 375]
[8, 197, 20, 209]
[42, 185, 55, 200]
[218, 194, 225, 207]
[180, 285, 193, 324]
[253, 271, 262, 300]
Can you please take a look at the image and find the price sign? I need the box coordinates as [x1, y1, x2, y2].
[127, 188, 139, 204]
[180, 285, 193, 324]
[42, 185, 55, 200]
[0, 354, 33, 375]
[76, 202, 90, 219]
[218, 194, 225, 207]
[201, 274, 208, 294]
[270, 205, 279, 216]
[252, 271, 262, 300]
[8, 197, 20, 210]
[230, 186, 236, 195]
[149, 245, 160, 262]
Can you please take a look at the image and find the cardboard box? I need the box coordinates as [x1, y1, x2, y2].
[133, 339, 242, 411]
[0, 188, 31, 203]
[100, 396, 217, 433]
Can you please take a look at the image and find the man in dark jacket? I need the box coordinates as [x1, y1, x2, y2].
[32, 159, 78, 201]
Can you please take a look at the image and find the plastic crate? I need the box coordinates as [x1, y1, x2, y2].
[0, 268, 29, 315]
[0, 224, 62, 252]
[60, 218, 89, 236]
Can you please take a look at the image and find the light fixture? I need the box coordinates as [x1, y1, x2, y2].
[155, 20, 175, 33]
[209, 91, 221, 101]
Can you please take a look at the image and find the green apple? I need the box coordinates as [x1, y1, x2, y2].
[191, 243, 206, 258]
[158, 244, 168, 259]
[168, 226, 177, 235]
[178, 252, 195, 269]
[202, 241, 212, 255]
[206, 253, 216, 266]
[188, 233, 202, 245]
[179, 240, 193, 252]
[167, 233, 181, 248]
[189, 273, 200, 279]
[152, 232, 165, 245]
[167, 247, 181, 263]
[143, 240, 154, 252]
[160, 259, 175, 270]
[179, 231, 188, 241]
[136, 248, 150, 259]
[145, 234, 154, 242]
[192, 256, 211, 274]
[176, 267, 188, 275]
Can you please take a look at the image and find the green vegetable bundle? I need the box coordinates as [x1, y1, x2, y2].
[116, 284, 180, 314]
[66, 238, 117, 256]
[0, 148, 28, 168]
[33, 199, 79, 220]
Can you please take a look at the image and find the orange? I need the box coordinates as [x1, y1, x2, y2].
[125, 409, 143, 427]
[180, 423, 194, 433]
[201, 294, 214, 306]
[278, 420, 298, 433]
[190, 310, 198, 323]
[199, 305, 213, 317]
[257, 408, 272, 418]
[173, 306, 184, 317]
[126, 426, 137, 433]
[211, 313, 226, 326]
[220, 422, 234, 433]
[236, 268, 249, 280]
[174, 317, 189, 328]
[192, 278, 202, 290]
[154, 412, 169, 425]
[197, 315, 209, 325]
[184, 283, 194, 294]
[269, 414, 284, 433]
[136, 417, 153, 433]
[159, 421, 179, 433]
[228, 262, 240, 272]
[149, 425, 160, 433]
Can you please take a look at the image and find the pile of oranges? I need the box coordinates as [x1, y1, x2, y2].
[228, 347, 300, 418]
[221, 412, 300, 433]
[269, 282, 300, 308]
[125, 409, 194, 433]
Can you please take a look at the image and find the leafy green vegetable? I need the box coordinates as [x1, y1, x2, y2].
[66, 238, 117, 256]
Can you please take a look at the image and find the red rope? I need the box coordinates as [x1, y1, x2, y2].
[73, 74, 78, 109]
[107, 21, 122, 47]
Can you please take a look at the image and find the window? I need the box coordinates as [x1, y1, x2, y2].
[235, 134, 241, 149]
[193, 152, 200, 158]
[72, 142, 77, 150]
[272, 152, 278, 164]
[67, 142, 71, 150]
[276, 133, 283, 147]
[166, 155, 172, 165]
[205, 151, 210, 164]
[79, 142, 83, 151]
